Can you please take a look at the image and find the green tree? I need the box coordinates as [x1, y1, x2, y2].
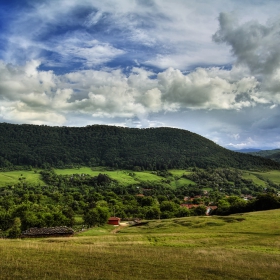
[83, 206, 110, 227]
[8, 217, 22, 238]
[192, 205, 206, 216]
[175, 207, 190, 217]
[145, 206, 161, 220]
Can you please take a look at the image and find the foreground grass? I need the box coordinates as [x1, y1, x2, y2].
[0, 210, 280, 279]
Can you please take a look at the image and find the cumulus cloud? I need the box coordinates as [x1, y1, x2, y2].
[158, 66, 261, 110]
[0, 58, 276, 127]
[213, 12, 280, 76]
[213, 12, 280, 100]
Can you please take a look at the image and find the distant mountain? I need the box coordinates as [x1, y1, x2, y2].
[234, 148, 262, 153]
[0, 123, 279, 170]
[247, 149, 280, 163]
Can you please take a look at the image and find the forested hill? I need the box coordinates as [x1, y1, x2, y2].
[0, 123, 279, 170]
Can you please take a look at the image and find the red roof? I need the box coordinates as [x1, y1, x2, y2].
[108, 217, 121, 221]
[180, 204, 200, 209]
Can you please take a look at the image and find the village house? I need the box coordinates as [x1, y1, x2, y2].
[180, 204, 201, 209]
[180, 204, 218, 215]
[108, 217, 121, 225]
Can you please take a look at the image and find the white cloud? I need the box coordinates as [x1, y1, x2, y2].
[52, 35, 125, 67]
[226, 137, 257, 149]
[0, 58, 276, 127]
[158, 66, 261, 110]
[213, 12, 280, 99]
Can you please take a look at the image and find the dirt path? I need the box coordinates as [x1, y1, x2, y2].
[111, 223, 129, 234]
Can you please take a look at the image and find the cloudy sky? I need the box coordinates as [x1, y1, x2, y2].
[1, 0, 280, 149]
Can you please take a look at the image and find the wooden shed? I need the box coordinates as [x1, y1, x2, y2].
[21, 226, 74, 238]
[108, 217, 121, 225]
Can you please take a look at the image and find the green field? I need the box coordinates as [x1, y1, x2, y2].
[241, 171, 267, 187]
[55, 167, 161, 184]
[1, 168, 280, 190]
[0, 170, 44, 187]
[252, 170, 280, 184]
[0, 167, 195, 188]
[55, 167, 196, 188]
[0, 209, 280, 279]
[241, 170, 280, 187]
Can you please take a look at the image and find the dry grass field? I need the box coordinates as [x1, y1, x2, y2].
[0, 209, 280, 280]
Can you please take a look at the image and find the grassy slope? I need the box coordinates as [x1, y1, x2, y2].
[0, 170, 44, 187]
[252, 170, 280, 184]
[54, 167, 196, 188]
[2, 168, 280, 189]
[241, 171, 267, 187]
[55, 167, 280, 188]
[0, 210, 280, 279]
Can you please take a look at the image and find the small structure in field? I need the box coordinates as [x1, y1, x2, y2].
[206, 206, 218, 215]
[21, 226, 74, 238]
[108, 217, 121, 225]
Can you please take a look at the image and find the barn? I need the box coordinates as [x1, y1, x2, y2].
[21, 226, 74, 238]
[108, 217, 121, 225]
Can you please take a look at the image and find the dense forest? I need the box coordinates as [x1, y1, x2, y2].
[0, 123, 279, 170]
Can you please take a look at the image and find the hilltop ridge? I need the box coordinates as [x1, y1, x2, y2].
[0, 123, 279, 170]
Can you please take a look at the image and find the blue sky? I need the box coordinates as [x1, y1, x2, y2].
[1, 0, 280, 149]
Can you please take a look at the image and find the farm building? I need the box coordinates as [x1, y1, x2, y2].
[21, 226, 74, 238]
[180, 204, 200, 209]
[108, 217, 121, 225]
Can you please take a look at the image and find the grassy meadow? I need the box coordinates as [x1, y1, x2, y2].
[241, 171, 268, 187]
[252, 170, 280, 184]
[1, 167, 280, 189]
[0, 170, 44, 187]
[0, 209, 280, 279]
[44, 167, 195, 188]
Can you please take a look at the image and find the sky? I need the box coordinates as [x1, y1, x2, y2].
[1, 0, 280, 150]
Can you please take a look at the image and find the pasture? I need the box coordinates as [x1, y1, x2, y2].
[54, 167, 196, 188]
[0, 170, 44, 187]
[1, 167, 280, 190]
[0, 209, 280, 279]
[241, 171, 267, 187]
[252, 170, 280, 184]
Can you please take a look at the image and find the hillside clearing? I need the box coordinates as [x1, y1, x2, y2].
[0, 170, 44, 187]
